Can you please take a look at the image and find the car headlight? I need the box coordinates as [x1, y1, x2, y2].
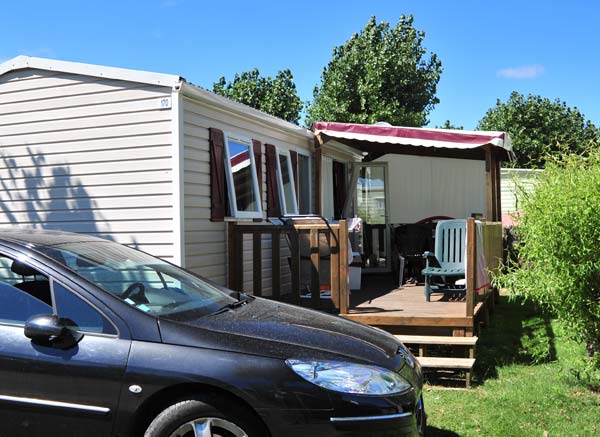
[286, 359, 411, 395]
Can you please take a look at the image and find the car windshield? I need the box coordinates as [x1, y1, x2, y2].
[35, 240, 237, 318]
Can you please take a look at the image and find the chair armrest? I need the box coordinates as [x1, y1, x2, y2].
[423, 251, 436, 269]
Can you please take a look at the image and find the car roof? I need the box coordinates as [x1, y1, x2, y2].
[0, 228, 110, 248]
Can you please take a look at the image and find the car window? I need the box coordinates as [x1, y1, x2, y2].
[0, 252, 116, 335]
[53, 282, 117, 335]
[0, 254, 52, 325]
[0, 282, 52, 325]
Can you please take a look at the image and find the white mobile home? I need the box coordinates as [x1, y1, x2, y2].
[0, 56, 334, 291]
[1, 56, 511, 305]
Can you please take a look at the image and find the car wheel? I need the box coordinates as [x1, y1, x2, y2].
[144, 398, 264, 437]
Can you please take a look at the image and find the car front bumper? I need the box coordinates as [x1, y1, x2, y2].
[257, 392, 424, 437]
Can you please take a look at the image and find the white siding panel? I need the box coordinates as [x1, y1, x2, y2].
[0, 134, 172, 155]
[182, 96, 312, 291]
[0, 170, 172, 191]
[0, 121, 171, 146]
[0, 98, 172, 126]
[501, 168, 541, 214]
[1, 77, 162, 104]
[0, 110, 171, 136]
[0, 87, 170, 116]
[0, 146, 170, 167]
[0, 69, 176, 259]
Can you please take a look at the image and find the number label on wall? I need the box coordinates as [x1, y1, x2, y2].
[158, 97, 172, 109]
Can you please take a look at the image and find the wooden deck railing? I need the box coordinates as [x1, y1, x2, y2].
[227, 220, 349, 312]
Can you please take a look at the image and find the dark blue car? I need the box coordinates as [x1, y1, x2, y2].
[0, 229, 425, 436]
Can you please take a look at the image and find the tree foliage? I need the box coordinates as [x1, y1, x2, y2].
[213, 68, 303, 124]
[478, 92, 600, 168]
[436, 120, 463, 130]
[307, 15, 443, 127]
[495, 148, 600, 363]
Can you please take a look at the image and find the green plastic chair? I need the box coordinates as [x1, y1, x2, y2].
[422, 219, 467, 301]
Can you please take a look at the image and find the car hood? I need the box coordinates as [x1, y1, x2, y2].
[158, 297, 404, 367]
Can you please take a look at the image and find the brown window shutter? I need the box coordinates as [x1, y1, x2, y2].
[265, 144, 281, 217]
[252, 139, 263, 222]
[209, 128, 226, 221]
[290, 150, 298, 199]
[314, 147, 322, 215]
[333, 160, 347, 219]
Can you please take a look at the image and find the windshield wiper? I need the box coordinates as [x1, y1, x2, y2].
[209, 294, 255, 315]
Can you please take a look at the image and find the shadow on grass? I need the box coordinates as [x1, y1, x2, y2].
[426, 425, 460, 436]
[475, 295, 556, 383]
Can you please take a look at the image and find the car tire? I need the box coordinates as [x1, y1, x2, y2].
[144, 397, 266, 437]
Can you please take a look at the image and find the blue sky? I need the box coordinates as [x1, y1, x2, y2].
[2, 0, 599, 129]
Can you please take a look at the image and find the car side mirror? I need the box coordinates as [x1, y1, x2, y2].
[25, 314, 83, 349]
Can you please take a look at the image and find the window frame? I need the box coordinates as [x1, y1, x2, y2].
[296, 150, 313, 214]
[223, 132, 264, 219]
[275, 147, 299, 216]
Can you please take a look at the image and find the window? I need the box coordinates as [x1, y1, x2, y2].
[276, 148, 298, 215]
[297, 153, 312, 214]
[0, 253, 116, 335]
[224, 133, 263, 219]
[0, 254, 52, 325]
[0, 283, 51, 325]
[53, 282, 117, 335]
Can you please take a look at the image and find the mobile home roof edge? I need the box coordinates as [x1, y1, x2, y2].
[0, 55, 182, 88]
[180, 82, 313, 141]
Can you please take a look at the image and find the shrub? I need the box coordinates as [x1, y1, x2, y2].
[495, 148, 600, 362]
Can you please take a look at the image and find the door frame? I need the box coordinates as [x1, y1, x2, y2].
[346, 161, 391, 273]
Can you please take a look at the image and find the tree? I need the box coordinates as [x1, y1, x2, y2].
[213, 68, 303, 124]
[306, 15, 443, 127]
[478, 92, 600, 168]
[495, 148, 600, 365]
[436, 120, 463, 130]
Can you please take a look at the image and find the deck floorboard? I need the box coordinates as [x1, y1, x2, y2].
[342, 275, 474, 329]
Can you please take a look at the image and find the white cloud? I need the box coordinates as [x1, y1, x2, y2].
[497, 64, 545, 79]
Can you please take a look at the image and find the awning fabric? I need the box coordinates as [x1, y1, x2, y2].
[313, 121, 513, 161]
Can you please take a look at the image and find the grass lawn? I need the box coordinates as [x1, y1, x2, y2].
[423, 295, 600, 436]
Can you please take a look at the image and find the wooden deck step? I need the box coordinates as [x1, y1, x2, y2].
[395, 335, 478, 346]
[417, 357, 476, 370]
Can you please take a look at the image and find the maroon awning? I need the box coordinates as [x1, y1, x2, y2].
[313, 122, 513, 161]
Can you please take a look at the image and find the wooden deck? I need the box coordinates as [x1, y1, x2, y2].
[341, 275, 484, 335]
[228, 219, 501, 337]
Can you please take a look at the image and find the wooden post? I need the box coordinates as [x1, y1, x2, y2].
[289, 229, 301, 305]
[466, 218, 476, 318]
[227, 222, 237, 290]
[485, 147, 495, 221]
[253, 233, 262, 297]
[227, 223, 245, 292]
[272, 230, 281, 300]
[339, 219, 350, 314]
[310, 229, 320, 309]
[330, 225, 341, 310]
[494, 156, 502, 221]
